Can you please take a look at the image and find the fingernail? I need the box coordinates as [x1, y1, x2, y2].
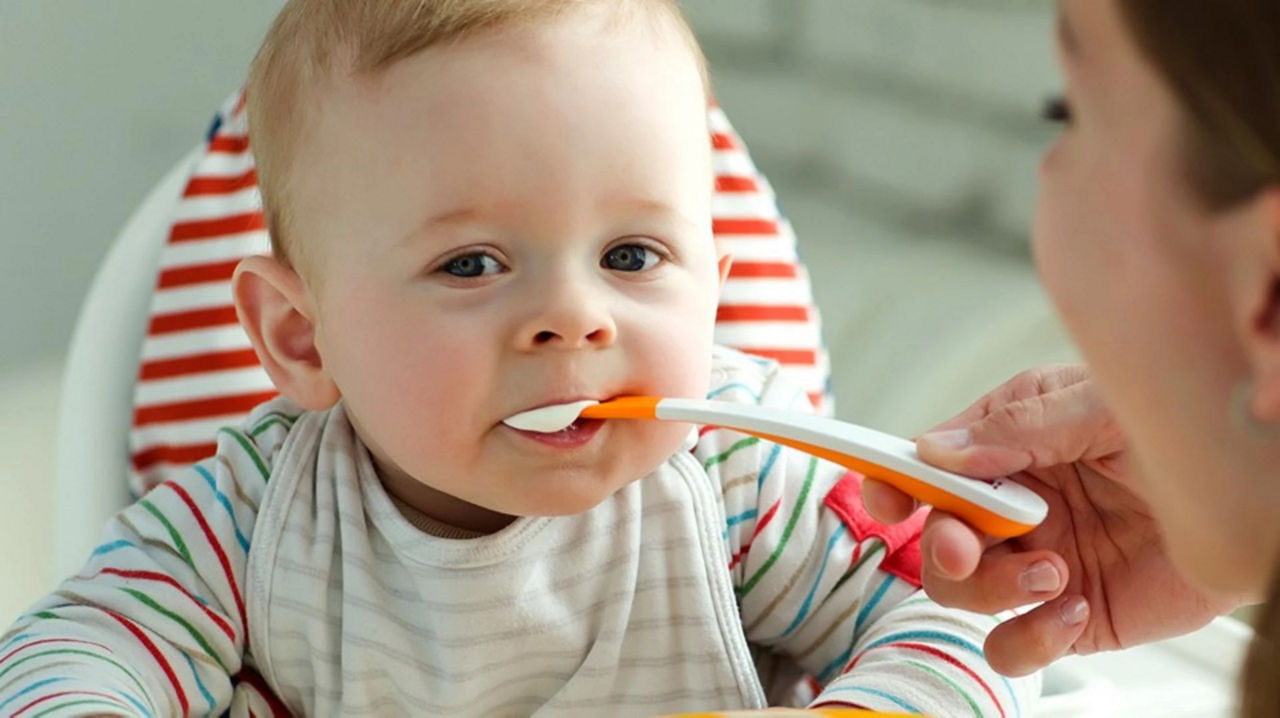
[1019, 561, 1062, 593]
[921, 429, 972, 451]
[1059, 596, 1089, 626]
[928, 538, 956, 581]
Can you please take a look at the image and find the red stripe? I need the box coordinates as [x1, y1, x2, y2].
[236, 667, 293, 716]
[728, 498, 782, 570]
[208, 135, 250, 154]
[806, 392, 822, 409]
[848, 642, 1005, 718]
[715, 175, 758, 193]
[232, 93, 247, 116]
[727, 261, 798, 279]
[131, 442, 220, 473]
[12, 690, 130, 717]
[738, 348, 818, 365]
[0, 637, 113, 665]
[157, 258, 239, 289]
[714, 218, 778, 236]
[169, 212, 265, 243]
[147, 305, 240, 335]
[133, 390, 279, 427]
[92, 567, 236, 642]
[162, 482, 249, 644]
[710, 132, 738, 151]
[103, 608, 190, 714]
[140, 348, 262, 381]
[185, 168, 258, 197]
[717, 304, 809, 322]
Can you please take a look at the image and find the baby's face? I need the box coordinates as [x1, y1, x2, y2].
[287, 10, 719, 527]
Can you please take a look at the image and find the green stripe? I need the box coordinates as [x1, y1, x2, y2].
[217, 428, 270, 481]
[32, 698, 129, 718]
[740, 456, 817, 597]
[249, 412, 298, 437]
[893, 595, 934, 610]
[140, 499, 194, 569]
[890, 594, 1003, 625]
[120, 588, 226, 671]
[829, 541, 885, 595]
[906, 658, 983, 717]
[0, 648, 150, 699]
[34, 611, 57, 620]
[703, 436, 760, 472]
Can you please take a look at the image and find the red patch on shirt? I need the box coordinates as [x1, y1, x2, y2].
[823, 472, 926, 587]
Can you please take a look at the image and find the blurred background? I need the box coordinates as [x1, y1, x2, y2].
[0, 0, 1075, 609]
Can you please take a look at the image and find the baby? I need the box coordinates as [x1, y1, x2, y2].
[0, 1, 1037, 715]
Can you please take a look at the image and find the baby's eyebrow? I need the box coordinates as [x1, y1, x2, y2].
[401, 207, 486, 246]
[605, 197, 702, 230]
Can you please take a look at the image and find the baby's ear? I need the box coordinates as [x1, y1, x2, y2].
[231, 255, 340, 410]
[716, 252, 734, 291]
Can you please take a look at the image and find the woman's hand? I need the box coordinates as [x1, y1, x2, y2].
[863, 365, 1239, 676]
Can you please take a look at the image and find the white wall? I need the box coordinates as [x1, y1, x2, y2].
[0, 0, 281, 369]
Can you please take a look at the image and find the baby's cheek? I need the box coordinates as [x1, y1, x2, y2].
[615, 419, 695, 482]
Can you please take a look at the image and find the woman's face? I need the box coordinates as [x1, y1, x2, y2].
[1035, 0, 1280, 596]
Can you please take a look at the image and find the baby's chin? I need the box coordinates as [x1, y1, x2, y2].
[494, 422, 693, 517]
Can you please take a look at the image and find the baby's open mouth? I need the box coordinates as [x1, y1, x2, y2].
[502, 400, 600, 433]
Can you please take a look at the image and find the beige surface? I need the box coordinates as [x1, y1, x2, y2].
[0, 357, 60, 622]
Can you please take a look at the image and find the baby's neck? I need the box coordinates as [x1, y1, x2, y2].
[387, 494, 491, 539]
[377, 465, 518, 536]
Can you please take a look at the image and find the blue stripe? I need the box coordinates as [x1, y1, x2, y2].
[756, 443, 782, 491]
[817, 574, 899, 681]
[859, 630, 1021, 717]
[706, 382, 762, 402]
[0, 677, 151, 718]
[118, 690, 155, 718]
[0, 677, 69, 712]
[0, 632, 33, 652]
[205, 113, 223, 143]
[183, 652, 216, 717]
[779, 524, 847, 638]
[725, 509, 758, 529]
[862, 628, 986, 658]
[855, 574, 897, 634]
[91, 540, 135, 557]
[820, 685, 922, 714]
[192, 464, 250, 553]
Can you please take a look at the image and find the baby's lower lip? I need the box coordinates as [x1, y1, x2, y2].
[506, 418, 605, 448]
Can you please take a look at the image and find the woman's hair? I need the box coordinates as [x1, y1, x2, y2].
[1117, 1, 1279, 209]
[1116, 2, 1279, 715]
[245, 0, 706, 270]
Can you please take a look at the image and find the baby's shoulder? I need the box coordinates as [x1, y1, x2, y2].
[208, 396, 309, 487]
[694, 347, 814, 469]
[708, 345, 806, 411]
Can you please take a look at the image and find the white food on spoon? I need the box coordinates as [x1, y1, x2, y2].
[502, 400, 600, 433]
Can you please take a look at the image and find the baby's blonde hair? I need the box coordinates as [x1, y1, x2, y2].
[246, 0, 708, 270]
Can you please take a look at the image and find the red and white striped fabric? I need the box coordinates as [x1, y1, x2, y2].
[128, 90, 832, 497]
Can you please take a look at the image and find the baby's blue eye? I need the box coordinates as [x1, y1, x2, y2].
[603, 244, 659, 272]
[442, 253, 504, 278]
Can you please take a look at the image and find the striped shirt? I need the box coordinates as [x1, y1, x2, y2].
[2, 349, 1037, 717]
